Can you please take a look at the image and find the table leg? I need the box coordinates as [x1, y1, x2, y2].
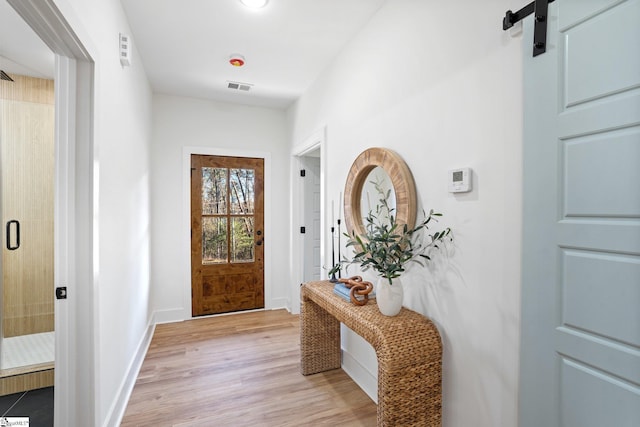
[300, 298, 341, 375]
[377, 359, 442, 426]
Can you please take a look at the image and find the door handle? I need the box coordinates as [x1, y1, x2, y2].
[6, 220, 20, 250]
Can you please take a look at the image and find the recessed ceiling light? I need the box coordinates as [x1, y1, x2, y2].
[239, 0, 269, 9]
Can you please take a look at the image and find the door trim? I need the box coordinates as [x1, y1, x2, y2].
[182, 147, 272, 320]
[290, 127, 327, 314]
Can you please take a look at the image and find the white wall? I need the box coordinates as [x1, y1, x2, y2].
[288, 1, 523, 426]
[150, 94, 289, 321]
[50, 0, 154, 425]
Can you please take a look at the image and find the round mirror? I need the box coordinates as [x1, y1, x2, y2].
[343, 148, 417, 240]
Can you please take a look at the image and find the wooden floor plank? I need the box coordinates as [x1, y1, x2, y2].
[121, 309, 377, 426]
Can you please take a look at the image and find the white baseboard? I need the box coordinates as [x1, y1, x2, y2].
[152, 307, 186, 324]
[268, 297, 289, 311]
[103, 320, 156, 427]
[341, 348, 378, 403]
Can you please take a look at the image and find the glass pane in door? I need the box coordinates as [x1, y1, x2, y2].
[202, 217, 227, 264]
[202, 167, 227, 215]
[231, 217, 254, 263]
[1, 71, 56, 384]
[229, 168, 255, 214]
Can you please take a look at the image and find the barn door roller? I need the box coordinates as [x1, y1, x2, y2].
[503, 0, 556, 57]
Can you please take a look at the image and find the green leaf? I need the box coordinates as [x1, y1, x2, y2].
[339, 181, 453, 279]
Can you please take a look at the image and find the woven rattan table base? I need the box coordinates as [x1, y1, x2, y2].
[300, 280, 442, 427]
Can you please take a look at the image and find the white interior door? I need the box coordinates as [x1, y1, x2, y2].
[302, 155, 321, 282]
[520, 1, 640, 426]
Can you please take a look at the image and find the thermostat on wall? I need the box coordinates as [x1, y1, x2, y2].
[448, 168, 472, 193]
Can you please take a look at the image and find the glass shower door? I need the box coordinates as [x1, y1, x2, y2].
[0, 71, 55, 386]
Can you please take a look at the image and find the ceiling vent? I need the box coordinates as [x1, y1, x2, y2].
[227, 81, 252, 91]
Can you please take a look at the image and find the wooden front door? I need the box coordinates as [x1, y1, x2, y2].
[190, 155, 264, 316]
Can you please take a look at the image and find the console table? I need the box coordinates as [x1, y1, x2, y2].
[300, 280, 442, 427]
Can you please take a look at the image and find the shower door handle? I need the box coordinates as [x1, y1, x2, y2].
[6, 220, 20, 250]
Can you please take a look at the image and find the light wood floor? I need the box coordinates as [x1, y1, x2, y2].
[120, 309, 377, 426]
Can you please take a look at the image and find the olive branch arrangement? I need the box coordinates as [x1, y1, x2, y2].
[331, 182, 452, 284]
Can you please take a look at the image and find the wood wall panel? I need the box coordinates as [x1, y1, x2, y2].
[0, 363, 54, 396]
[0, 73, 54, 104]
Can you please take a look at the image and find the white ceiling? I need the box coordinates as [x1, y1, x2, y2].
[0, 1, 55, 79]
[120, 0, 386, 109]
[0, 0, 385, 109]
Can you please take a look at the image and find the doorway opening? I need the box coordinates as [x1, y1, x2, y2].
[300, 151, 322, 283]
[291, 128, 326, 314]
[3, 0, 98, 425]
[0, 0, 56, 397]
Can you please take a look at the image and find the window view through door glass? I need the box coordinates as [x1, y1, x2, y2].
[202, 167, 227, 214]
[201, 167, 255, 264]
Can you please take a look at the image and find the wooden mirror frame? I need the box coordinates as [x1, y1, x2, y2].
[343, 147, 417, 239]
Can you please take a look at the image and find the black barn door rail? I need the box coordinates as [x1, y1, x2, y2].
[503, 0, 556, 57]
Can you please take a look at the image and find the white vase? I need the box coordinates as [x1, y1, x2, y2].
[376, 277, 403, 316]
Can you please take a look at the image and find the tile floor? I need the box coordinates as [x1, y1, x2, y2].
[0, 386, 53, 426]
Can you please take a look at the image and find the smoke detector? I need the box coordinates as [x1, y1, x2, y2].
[229, 54, 245, 67]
